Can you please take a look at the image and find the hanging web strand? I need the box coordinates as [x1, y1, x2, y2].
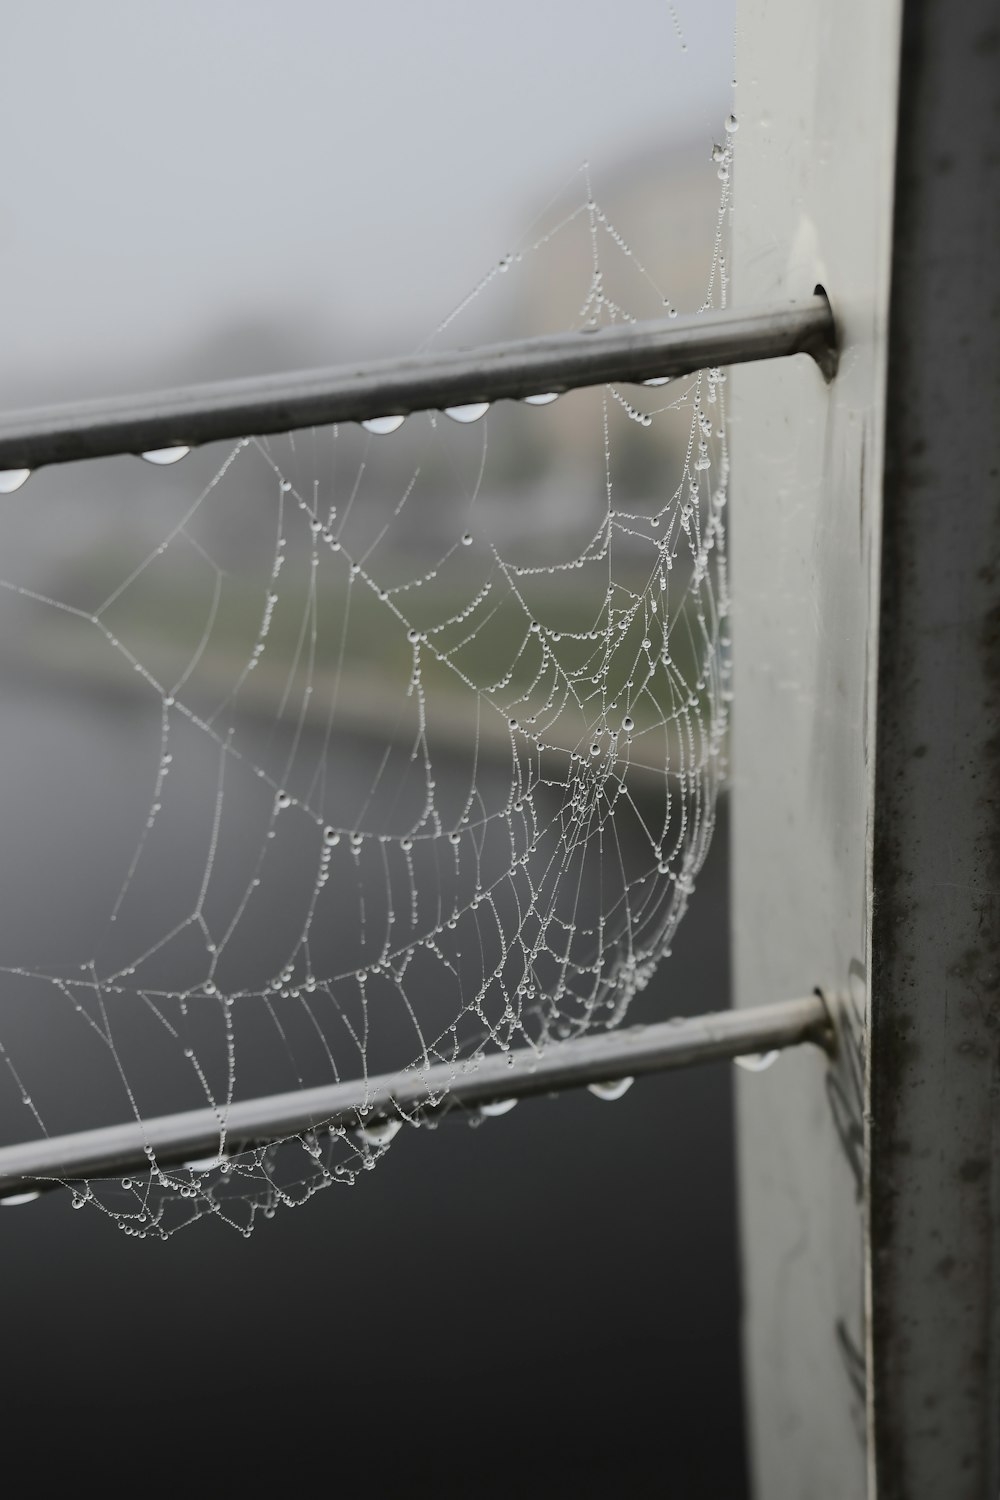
[0, 131, 733, 1237]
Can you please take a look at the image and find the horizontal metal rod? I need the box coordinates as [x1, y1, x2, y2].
[0, 298, 836, 473]
[0, 996, 832, 1199]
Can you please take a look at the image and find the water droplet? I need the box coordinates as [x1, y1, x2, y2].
[590, 742, 601, 757]
[357, 1118, 401, 1147]
[725, 113, 739, 133]
[362, 414, 406, 436]
[121, 1178, 133, 1191]
[0, 467, 31, 495]
[734, 1050, 780, 1073]
[643, 376, 670, 387]
[324, 827, 340, 846]
[444, 402, 489, 424]
[523, 392, 560, 406]
[140, 446, 190, 465]
[461, 532, 474, 546]
[480, 1098, 518, 1118]
[622, 715, 634, 733]
[1, 1189, 41, 1206]
[587, 1076, 634, 1102]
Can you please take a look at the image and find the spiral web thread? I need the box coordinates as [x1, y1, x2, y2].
[0, 125, 735, 1236]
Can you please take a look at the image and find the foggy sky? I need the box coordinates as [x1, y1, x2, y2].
[2, 1, 734, 402]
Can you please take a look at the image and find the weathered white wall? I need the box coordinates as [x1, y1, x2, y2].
[729, 4, 901, 1496]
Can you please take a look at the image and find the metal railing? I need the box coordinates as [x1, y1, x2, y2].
[0, 292, 839, 1202]
[0, 996, 832, 1199]
[0, 296, 835, 474]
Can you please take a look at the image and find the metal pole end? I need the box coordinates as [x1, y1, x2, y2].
[811, 986, 842, 1058]
[808, 286, 840, 382]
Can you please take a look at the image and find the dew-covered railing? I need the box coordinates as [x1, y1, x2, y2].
[0, 297, 835, 481]
[0, 996, 832, 1200]
[0, 292, 838, 1202]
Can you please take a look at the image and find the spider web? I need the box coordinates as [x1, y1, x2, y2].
[0, 126, 735, 1237]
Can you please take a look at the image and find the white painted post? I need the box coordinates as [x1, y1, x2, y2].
[729, 2, 902, 1495]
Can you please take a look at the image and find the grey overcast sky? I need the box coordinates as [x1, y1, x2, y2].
[1, 1, 734, 400]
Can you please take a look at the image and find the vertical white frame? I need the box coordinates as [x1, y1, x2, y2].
[729, 2, 902, 1495]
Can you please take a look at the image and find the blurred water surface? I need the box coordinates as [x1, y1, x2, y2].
[0, 680, 744, 1495]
